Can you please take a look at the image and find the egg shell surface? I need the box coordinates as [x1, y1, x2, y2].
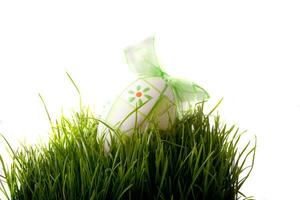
[98, 77, 176, 138]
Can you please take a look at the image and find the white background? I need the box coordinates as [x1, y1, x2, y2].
[0, 1, 300, 199]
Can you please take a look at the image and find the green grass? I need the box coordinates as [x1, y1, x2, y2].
[0, 94, 256, 200]
[0, 102, 255, 200]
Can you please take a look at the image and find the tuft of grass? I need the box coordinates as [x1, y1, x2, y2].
[0, 102, 256, 200]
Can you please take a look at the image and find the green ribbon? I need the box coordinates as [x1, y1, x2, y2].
[124, 36, 209, 113]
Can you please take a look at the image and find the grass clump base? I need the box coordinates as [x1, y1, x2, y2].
[0, 103, 255, 200]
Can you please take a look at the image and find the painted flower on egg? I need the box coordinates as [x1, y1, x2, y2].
[128, 85, 152, 106]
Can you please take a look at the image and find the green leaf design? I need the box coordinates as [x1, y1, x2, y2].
[138, 99, 143, 106]
[143, 87, 150, 92]
[128, 90, 134, 94]
[136, 85, 141, 90]
[128, 97, 135, 102]
[145, 94, 152, 100]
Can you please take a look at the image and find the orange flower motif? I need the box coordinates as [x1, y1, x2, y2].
[128, 85, 152, 106]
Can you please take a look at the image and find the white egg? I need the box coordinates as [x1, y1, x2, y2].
[97, 76, 176, 152]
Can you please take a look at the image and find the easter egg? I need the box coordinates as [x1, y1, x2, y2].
[97, 36, 210, 153]
[97, 76, 176, 152]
